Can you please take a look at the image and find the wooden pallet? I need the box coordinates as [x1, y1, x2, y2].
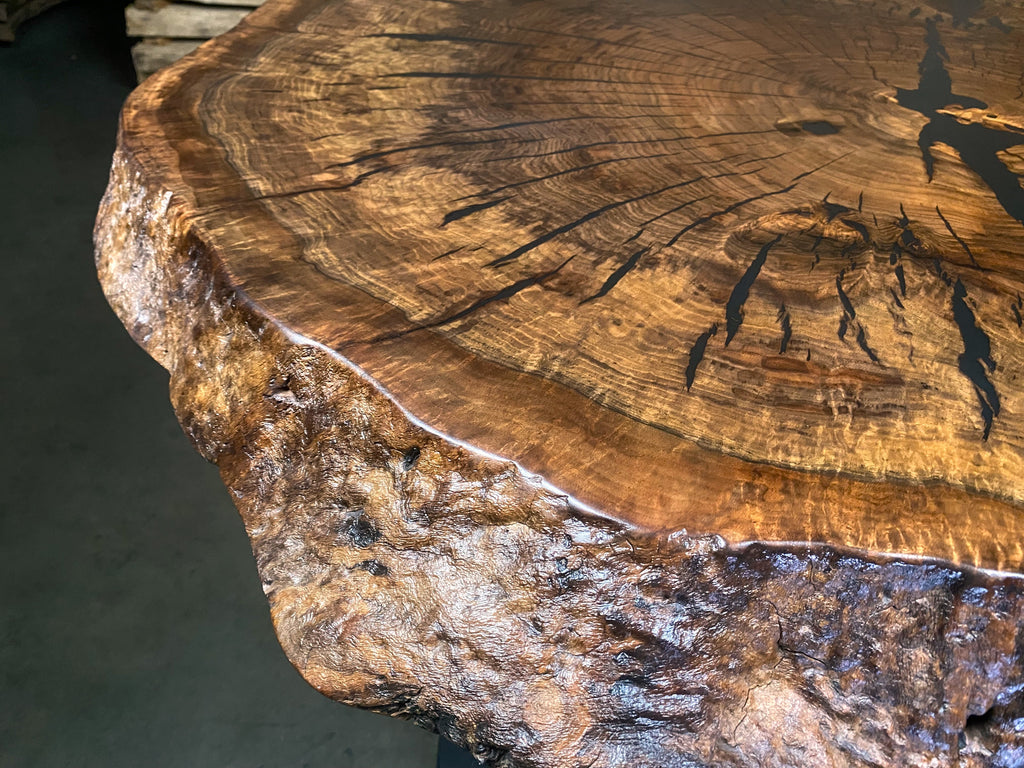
[127, 0, 264, 82]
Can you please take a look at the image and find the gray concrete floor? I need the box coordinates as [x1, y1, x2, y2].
[0, 2, 474, 765]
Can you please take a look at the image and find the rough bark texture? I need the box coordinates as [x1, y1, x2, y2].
[95, 0, 1024, 765]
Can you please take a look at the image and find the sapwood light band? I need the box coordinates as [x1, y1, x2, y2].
[95, 0, 1024, 765]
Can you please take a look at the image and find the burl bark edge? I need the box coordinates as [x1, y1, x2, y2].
[96, 143, 1024, 768]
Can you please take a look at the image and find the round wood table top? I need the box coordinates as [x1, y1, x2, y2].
[96, 2, 1024, 765]
[113, 0, 1024, 572]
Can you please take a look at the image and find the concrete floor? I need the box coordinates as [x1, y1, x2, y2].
[0, 3, 476, 765]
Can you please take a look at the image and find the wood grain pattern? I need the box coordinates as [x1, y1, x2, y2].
[95, 0, 1024, 764]
[110, 0, 1024, 571]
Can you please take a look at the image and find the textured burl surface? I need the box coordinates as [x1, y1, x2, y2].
[95, 0, 1024, 765]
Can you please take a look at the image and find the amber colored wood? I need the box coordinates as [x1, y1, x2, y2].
[105, 0, 1024, 572]
[95, 1, 1024, 765]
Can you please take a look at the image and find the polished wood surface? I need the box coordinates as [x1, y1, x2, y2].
[115, 0, 1024, 572]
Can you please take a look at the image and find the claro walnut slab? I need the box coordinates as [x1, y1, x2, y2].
[94, 0, 1024, 765]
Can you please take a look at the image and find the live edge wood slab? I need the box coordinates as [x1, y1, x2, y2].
[95, 0, 1024, 765]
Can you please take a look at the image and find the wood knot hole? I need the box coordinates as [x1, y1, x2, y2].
[401, 445, 421, 471]
[339, 508, 380, 548]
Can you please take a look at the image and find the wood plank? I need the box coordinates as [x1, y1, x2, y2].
[125, 3, 249, 38]
[130, 39, 202, 82]
[177, 0, 265, 7]
[131, 0, 265, 8]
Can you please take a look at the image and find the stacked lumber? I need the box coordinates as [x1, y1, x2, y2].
[126, 0, 264, 82]
[0, 0, 65, 42]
